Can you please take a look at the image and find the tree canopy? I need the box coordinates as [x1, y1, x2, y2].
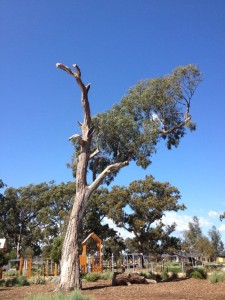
[105, 175, 185, 255]
[69, 64, 202, 185]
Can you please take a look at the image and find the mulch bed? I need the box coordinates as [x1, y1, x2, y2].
[1, 278, 225, 300]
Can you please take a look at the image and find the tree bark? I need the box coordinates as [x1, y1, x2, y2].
[58, 189, 88, 290]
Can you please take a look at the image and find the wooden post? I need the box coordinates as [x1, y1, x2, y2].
[27, 258, 32, 278]
[54, 263, 58, 276]
[45, 259, 49, 277]
[18, 258, 24, 277]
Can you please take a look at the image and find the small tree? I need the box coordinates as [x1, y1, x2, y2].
[56, 63, 201, 290]
[182, 216, 203, 251]
[105, 175, 185, 255]
[208, 225, 224, 260]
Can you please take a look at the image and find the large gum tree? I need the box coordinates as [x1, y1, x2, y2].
[56, 63, 201, 290]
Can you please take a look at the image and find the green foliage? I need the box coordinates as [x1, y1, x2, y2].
[2, 276, 30, 287]
[208, 226, 224, 258]
[208, 271, 225, 284]
[71, 65, 202, 184]
[28, 276, 46, 284]
[0, 279, 5, 286]
[187, 268, 207, 279]
[100, 271, 113, 280]
[106, 175, 185, 255]
[0, 181, 75, 258]
[161, 270, 169, 280]
[82, 272, 101, 282]
[0, 250, 9, 267]
[82, 272, 113, 282]
[3, 269, 18, 277]
[50, 236, 64, 264]
[24, 290, 92, 300]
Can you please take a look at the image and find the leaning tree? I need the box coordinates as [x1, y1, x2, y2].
[56, 63, 201, 290]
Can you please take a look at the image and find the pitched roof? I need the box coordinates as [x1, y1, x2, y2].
[0, 239, 7, 250]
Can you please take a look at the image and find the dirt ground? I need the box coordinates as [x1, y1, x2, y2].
[1, 278, 225, 300]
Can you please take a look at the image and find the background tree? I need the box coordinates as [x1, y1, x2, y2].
[182, 216, 203, 252]
[0, 183, 50, 258]
[103, 236, 126, 263]
[194, 236, 214, 261]
[208, 225, 224, 260]
[56, 62, 201, 290]
[106, 175, 185, 256]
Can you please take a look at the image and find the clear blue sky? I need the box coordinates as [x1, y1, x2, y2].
[1, 0, 225, 240]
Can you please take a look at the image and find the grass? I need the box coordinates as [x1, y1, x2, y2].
[208, 271, 225, 284]
[82, 271, 113, 282]
[24, 290, 92, 300]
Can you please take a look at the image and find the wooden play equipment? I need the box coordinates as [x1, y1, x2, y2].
[18, 257, 59, 278]
[79, 232, 102, 274]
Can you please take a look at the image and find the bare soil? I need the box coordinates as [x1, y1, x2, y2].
[1, 278, 225, 300]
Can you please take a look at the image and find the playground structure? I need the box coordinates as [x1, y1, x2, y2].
[79, 232, 102, 274]
[18, 257, 59, 278]
[122, 253, 151, 272]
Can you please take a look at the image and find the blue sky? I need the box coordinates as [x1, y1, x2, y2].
[1, 1, 225, 240]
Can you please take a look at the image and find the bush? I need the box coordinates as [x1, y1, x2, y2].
[29, 276, 46, 284]
[187, 268, 207, 279]
[169, 272, 178, 280]
[3, 269, 18, 277]
[100, 272, 113, 280]
[161, 270, 169, 281]
[16, 276, 30, 286]
[208, 271, 225, 284]
[0, 279, 5, 287]
[82, 272, 101, 282]
[24, 290, 92, 300]
[3, 276, 30, 287]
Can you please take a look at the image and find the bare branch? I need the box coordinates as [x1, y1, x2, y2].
[159, 116, 191, 135]
[88, 160, 129, 194]
[89, 148, 100, 160]
[72, 64, 81, 77]
[56, 62, 92, 129]
[86, 83, 91, 92]
[56, 63, 76, 77]
[68, 134, 84, 145]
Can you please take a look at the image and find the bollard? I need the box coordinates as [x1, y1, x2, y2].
[111, 253, 114, 273]
[88, 254, 91, 273]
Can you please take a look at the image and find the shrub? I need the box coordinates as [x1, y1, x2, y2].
[208, 271, 225, 284]
[188, 268, 207, 279]
[82, 272, 101, 282]
[29, 276, 46, 284]
[161, 270, 169, 280]
[0, 279, 5, 287]
[169, 272, 178, 280]
[24, 290, 92, 300]
[100, 271, 113, 280]
[3, 269, 18, 277]
[3, 276, 30, 287]
[16, 276, 30, 286]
